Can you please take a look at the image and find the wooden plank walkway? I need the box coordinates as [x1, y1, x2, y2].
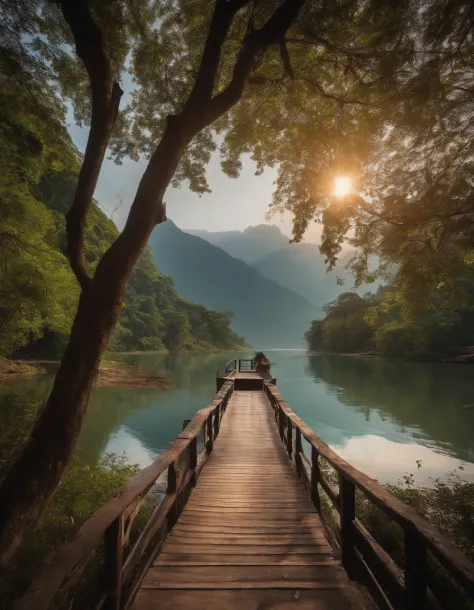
[134, 390, 373, 609]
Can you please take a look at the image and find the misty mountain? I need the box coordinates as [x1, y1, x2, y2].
[188, 224, 378, 311]
[148, 221, 315, 349]
[185, 224, 289, 263]
[252, 245, 360, 314]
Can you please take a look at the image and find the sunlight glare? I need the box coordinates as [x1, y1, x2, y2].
[333, 176, 352, 197]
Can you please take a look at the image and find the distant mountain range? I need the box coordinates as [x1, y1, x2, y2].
[186, 224, 375, 312]
[148, 222, 314, 349]
[186, 224, 289, 264]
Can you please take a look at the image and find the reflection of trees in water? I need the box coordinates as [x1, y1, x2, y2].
[79, 386, 167, 465]
[0, 379, 153, 469]
[1, 352, 252, 470]
[114, 351, 250, 397]
[306, 355, 474, 461]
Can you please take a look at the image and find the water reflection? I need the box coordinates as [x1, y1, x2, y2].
[87, 352, 252, 465]
[2, 350, 474, 484]
[304, 355, 474, 461]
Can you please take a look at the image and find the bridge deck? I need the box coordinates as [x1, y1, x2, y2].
[134, 390, 372, 609]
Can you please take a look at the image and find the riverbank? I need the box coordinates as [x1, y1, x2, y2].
[311, 347, 474, 364]
[0, 357, 169, 390]
[0, 358, 46, 380]
[96, 362, 169, 390]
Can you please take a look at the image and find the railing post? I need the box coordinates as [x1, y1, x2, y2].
[295, 428, 303, 476]
[286, 417, 292, 458]
[189, 436, 197, 487]
[310, 446, 321, 512]
[213, 404, 220, 438]
[278, 405, 285, 441]
[339, 475, 358, 579]
[167, 460, 178, 531]
[206, 413, 213, 453]
[405, 532, 427, 610]
[103, 514, 124, 610]
[271, 398, 277, 421]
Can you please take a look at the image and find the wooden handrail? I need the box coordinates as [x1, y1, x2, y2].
[266, 383, 474, 608]
[15, 381, 234, 610]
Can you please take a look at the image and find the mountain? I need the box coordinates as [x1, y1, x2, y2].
[8, 169, 246, 358]
[188, 224, 377, 312]
[148, 221, 315, 348]
[185, 224, 289, 264]
[252, 244, 372, 314]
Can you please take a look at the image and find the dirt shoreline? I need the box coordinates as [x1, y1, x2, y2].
[0, 358, 46, 380]
[96, 365, 169, 390]
[0, 358, 169, 390]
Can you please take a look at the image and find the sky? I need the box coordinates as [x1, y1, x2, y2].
[68, 118, 322, 243]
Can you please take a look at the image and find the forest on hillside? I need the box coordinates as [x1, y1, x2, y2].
[305, 281, 474, 360]
[1, 79, 247, 357]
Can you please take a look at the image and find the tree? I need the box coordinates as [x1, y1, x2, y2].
[258, 0, 474, 307]
[304, 292, 373, 354]
[0, 0, 306, 562]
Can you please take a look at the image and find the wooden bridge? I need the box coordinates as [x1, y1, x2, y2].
[15, 360, 474, 609]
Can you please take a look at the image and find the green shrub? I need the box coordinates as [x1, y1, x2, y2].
[0, 390, 142, 606]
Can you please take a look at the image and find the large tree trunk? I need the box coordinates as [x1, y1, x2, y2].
[0, 124, 186, 563]
[0, 0, 304, 565]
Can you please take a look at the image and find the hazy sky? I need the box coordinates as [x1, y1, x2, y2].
[68, 118, 322, 243]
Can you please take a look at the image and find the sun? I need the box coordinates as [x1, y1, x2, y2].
[333, 176, 352, 198]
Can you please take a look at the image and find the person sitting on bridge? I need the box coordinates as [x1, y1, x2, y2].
[254, 351, 270, 372]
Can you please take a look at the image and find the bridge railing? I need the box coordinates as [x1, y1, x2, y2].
[238, 358, 256, 372]
[15, 381, 234, 610]
[266, 383, 474, 610]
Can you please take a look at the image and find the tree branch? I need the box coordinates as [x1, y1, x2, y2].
[279, 37, 294, 79]
[184, 0, 251, 108]
[200, 0, 305, 127]
[301, 75, 382, 107]
[59, 0, 123, 290]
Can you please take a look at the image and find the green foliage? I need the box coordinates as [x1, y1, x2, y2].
[320, 457, 474, 609]
[306, 271, 474, 359]
[0, 76, 246, 357]
[305, 292, 373, 353]
[0, 42, 80, 356]
[0, 389, 141, 605]
[0, 452, 140, 606]
[238, 0, 474, 316]
[359, 472, 474, 610]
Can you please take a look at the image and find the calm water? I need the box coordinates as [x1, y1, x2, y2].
[3, 351, 474, 486]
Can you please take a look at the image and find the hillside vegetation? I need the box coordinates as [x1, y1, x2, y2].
[0, 84, 246, 358]
[305, 283, 474, 361]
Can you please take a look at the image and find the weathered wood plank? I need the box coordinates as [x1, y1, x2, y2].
[168, 532, 327, 542]
[160, 545, 334, 555]
[132, 589, 372, 610]
[122, 493, 176, 584]
[154, 554, 335, 566]
[173, 519, 322, 535]
[102, 515, 124, 610]
[143, 565, 348, 583]
[140, 581, 356, 590]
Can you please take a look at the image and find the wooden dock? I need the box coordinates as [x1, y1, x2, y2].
[135, 390, 370, 609]
[15, 360, 474, 610]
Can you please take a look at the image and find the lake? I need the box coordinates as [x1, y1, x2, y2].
[3, 351, 474, 486]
